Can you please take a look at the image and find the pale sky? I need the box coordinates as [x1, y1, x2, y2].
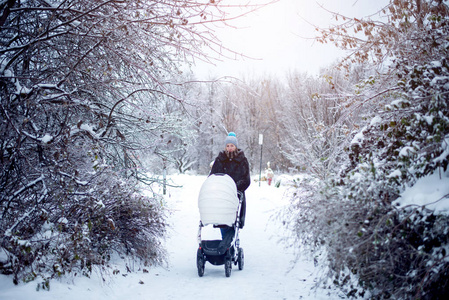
[193, 0, 390, 79]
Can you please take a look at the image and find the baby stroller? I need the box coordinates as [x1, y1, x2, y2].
[196, 173, 244, 277]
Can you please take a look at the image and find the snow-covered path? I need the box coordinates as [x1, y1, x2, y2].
[0, 174, 331, 299]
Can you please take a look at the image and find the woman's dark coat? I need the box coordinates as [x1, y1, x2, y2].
[210, 150, 250, 192]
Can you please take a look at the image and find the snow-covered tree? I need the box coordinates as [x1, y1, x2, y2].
[0, 0, 269, 285]
[278, 70, 355, 179]
[282, 1, 449, 298]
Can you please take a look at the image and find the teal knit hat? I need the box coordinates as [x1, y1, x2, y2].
[225, 132, 238, 148]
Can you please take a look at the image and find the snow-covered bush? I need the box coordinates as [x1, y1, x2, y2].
[1, 167, 167, 286]
[284, 180, 449, 299]
[283, 1, 449, 298]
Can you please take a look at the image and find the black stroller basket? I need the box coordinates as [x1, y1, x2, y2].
[196, 174, 245, 277]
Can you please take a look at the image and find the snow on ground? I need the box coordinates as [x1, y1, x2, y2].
[0, 174, 333, 300]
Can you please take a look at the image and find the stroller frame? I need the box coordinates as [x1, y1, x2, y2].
[196, 191, 244, 277]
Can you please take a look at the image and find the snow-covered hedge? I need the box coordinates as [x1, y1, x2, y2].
[0, 167, 167, 287]
[282, 1, 449, 299]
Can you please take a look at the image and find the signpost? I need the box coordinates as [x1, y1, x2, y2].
[258, 134, 263, 187]
[163, 158, 167, 195]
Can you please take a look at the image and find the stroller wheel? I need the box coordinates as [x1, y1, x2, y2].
[225, 257, 232, 277]
[197, 248, 205, 277]
[238, 248, 244, 271]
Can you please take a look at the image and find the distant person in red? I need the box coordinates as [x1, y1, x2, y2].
[266, 162, 274, 186]
[210, 132, 250, 237]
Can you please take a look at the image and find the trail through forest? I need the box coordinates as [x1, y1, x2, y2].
[0, 174, 338, 299]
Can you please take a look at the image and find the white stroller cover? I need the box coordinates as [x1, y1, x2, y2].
[198, 174, 239, 226]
